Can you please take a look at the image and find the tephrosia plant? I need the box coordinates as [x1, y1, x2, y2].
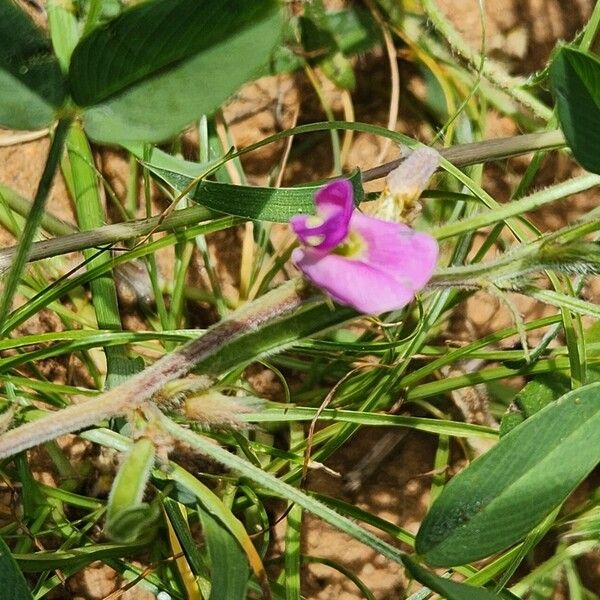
[0, 1, 599, 599]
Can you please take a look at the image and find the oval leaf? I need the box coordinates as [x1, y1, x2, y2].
[416, 382, 600, 566]
[0, 0, 65, 129]
[70, 0, 281, 143]
[550, 45, 600, 173]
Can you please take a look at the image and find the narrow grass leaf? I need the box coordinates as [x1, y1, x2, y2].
[15, 543, 148, 572]
[199, 506, 250, 600]
[0, 118, 71, 334]
[284, 504, 302, 600]
[416, 382, 600, 566]
[241, 407, 497, 439]
[163, 506, 205, 600]
[163, 498, 206, 575]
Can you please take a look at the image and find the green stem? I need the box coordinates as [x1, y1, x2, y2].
[0, 117, 71, 333]
[65, 123, 131, 388]
[0, 183, 75, 237]
[432, 173, 600, 241]
[579, 0, 600, 52]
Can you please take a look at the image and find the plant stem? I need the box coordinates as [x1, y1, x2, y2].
[65, 123, 132, 388]
[362, 129, 565, 183]
[0, 117, 71, 332]
[0, 204, 214, 273]
[579, 0, 600, 52]
[0, 183, 76, 237]
[0, 279, 319, 458]
[0, 129, 567, 271]
[432, 173, 600, 241]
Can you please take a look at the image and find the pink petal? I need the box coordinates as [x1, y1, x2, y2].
[292, 212, 438, 314]
[350, 211, 438, 290]
[292, 247, 416, 314]
[290, 180, 353, 251]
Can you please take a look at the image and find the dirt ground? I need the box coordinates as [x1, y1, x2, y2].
[0, 1, 598, 598]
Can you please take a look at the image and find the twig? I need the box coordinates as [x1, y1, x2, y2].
[362, 129, 565, 183]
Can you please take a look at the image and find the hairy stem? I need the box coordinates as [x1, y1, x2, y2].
[420, 0, 553, 121]
[0, 279, 318, 458]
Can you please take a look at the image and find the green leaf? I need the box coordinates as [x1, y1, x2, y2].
[163, 498, 206, 575]
[270, 7, 380, 75]
[299, 8, 356, 89]
[0, 0, 65, 129]
[499, 374, 570, 436]
[320, 51, 356, 90]
[199, 507, 250, 600]
[146, 159, 364, 222]
[47, 0, 80, 72]
[105, 438, 159, 543]
[0, 535, 33, 600]
[69, 0, 281, 143]
[403, 557, 500, 600]
[550, 45, 600, 173]
[416, 382, 600, 566]
[326, 8, 381, 55]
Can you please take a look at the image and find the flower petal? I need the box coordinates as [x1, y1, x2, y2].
[292, 246, 416, 314]
[290, 179, 353, 251]
[350, 211, 438, 290]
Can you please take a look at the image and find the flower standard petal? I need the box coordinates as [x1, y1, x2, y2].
[290, 179, 353, 251]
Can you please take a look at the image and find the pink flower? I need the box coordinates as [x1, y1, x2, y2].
[290, 180, 438, 314]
